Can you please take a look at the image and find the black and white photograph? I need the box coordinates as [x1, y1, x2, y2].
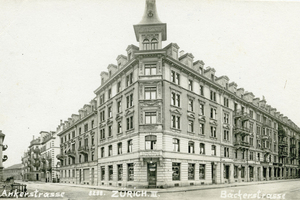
[0, 0, 300, 199]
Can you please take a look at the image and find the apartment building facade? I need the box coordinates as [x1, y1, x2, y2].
[57, 99, 98, 185]
[91, 0, 300, 189]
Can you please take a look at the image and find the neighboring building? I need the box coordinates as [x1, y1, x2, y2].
[57, 99, 98, 185]
[40, 131, 60, 182]
[0, 130, 8, 181]
[91, 0, 300, 188]
[3, 163, 22, 180]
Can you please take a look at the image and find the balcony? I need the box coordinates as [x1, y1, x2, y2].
[261, 134, 270, 140]
[278, 140, 288, 147]
[234, 111, 250, 121]
[279, 151, 288, 157]
[261, 147, 271, 154]
[66, 149, 76, 158]
[78, 146, 89, 155]
[234, 126, 250, 136]
[56, 154, 66, 161]
[234, 141, 250, 149]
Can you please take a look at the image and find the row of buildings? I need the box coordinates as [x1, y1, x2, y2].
[21, 0, 300, 188]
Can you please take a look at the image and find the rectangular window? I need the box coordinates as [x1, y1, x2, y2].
[199, 164, 205, 179]
[91, 120, 94, 129]
[117, 101, 122, 113]
[199, 123, 204, 135]
[250, 152, 254, 160]
[108, 125, 112, 137]
[100, 110, 105, 122]
[210, 108, 217, 119]
[250, 123, 254, 133]
[188, 80, 193, 91]
[118, 164, 123, 181]
[200, 143, 205, 154]
[172, 163, 180, 181]
[241, 167, 245, 178]
[126, 116, 134, 130]
[128, 163, 134, 181]
[108, 88, 112, 99]
[145, 135, 157, 150]
[224, 97, 229, 107]
[117, 121, 122, 133]
[171, 71, 180, 85]
[210, 91, 216, 101]
[100, 93, 105, 105]
[126, 72, 133, 87]
[211, 145, 216, 156]
[188, 141, 194, 153]
[188, 163, 195, 180]
[188, 99, 193, 112]
[171, 115, 180, 129]
[224, 113, 229, 124]
[128, 140, 133, 153]
[188, 120, 194, 132]
[84, 124, 88, 132]
[118, 142, 122, 155]
[126, 94, 133, 108]
[117, 81, 121, 93]
[173, 138, 180, 152]
[100, 128, 105, 139]
[108, 145, 112, 156]
[171, 92, 180, 107]
[224, 130, 229, 140]
[101, 166, 105, 181]
[210, 126, 216, 138]
[72, 131, 75, 138]
[108, 106, 112, 118]
[224, 147, 230, 157]
[145, 87, 157, 100]
[200, 85, 204, 96]
[109, 165, 113, 181]
[199, 104, 204, 115]
[145, 112, 157, 124]
[145, 64, 157, 75]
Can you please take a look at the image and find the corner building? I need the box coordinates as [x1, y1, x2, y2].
[94, 0, 300, 188]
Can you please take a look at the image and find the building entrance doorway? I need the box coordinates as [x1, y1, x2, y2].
[211, 163, 216, 184]
[36, 174, 39, 180]
[147, 162, 157, 188]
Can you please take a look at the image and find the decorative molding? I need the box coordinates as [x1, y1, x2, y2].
[170, 108, 182, 115]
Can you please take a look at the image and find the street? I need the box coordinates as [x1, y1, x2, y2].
[15, 180, 300, 200]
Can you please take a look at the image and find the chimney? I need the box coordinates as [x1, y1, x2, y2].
[179, 50, 185, 57]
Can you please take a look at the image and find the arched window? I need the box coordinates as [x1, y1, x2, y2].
[151, 38, 158, 50]
[145, 135, 157, 150]
[143, 39, 150, 50]
[188, 141, 194, 153]
[200, 143, 205, 154]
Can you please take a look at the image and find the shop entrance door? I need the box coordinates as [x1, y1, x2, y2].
[148, 163, 157, 188]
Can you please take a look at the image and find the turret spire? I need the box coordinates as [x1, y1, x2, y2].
[138, 0, 162, 24]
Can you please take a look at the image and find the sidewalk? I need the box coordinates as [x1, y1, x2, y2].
[24, 178, 300, 194]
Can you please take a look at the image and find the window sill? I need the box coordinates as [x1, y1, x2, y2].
[198, 134, 205, 137]
[117, 132, 123, 137]
[210, 136, 217, 140]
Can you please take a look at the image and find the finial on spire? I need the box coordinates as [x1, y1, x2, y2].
[138, 0, 162, 25]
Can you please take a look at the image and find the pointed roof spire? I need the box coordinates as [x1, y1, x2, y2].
[138, 0, 162, 25]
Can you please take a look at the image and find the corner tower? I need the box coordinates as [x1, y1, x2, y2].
[134, 0, 167, 50]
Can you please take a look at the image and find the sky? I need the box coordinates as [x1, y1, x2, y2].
[0, 0, 300, 168]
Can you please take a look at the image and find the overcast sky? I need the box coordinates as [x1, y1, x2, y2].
[1, 0, 300, 168]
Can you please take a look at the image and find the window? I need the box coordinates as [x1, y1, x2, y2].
[224, 130, 229, 140]
[108, 88, 112, 99]
[210, 108, 216, 119]
[108, 106, 112, 118]
[224, 97, 229, 107]
[151, 38, 158, 49]
[128, 163, 134, 181]
[143, 39, 150, 50]
[210, 91, 216, 101]
[200, 143, 205, 154]
[118, 164, 123, 181]
[117, 81, 121, 93]
[126, 116, 133, 130]
[234, 166, 238, 178]
[250, 137, 254, 146]
[145, 87, 157, 99]
[79, 127, 81, 135]
[250, 152, 254, 160]
[250, 123, 254, 133]
[224, 147, 230, 157]
[171, 71, 180, 85]
[101, 147, 104, 158]
[200, 85, 204, 95]
[241, 167, 245, 178]
[109, 165, 113, 181]
[224, 113, 229, 124]
[234, 150, 237, 159]
[145, 112, 157, 124]
[100, 128, 105, 140]
[257, 126, 261, 135]
[199, 104, 204, 115]
[126, 72, 133, 87]
[100, 93, 105, 105]
[126, 94, 133, 108]
[118, 142, 122, 155]
[172, 163, 180, 181]
[145, 64, 157, 75]
[108, 145, 112, 156]
[91, 120, 94, 129]
[117, 101, 122, 113]
[250, 110, 254, 118]
[100, 110, 105, 122]
[188, 120, 194, 132]
[188, 163, 195, 180]
[91, 135, 94, 146]
[257, 113, 261, 122]
[145, 135, 157, 150]
[128, 140, 133, 153]
[72, 131, 75, 138]
[171, 92, 180, 107]
[101, 166, 105, 181]
[171, 115, 180, 129]
[211, 74, 214, 81]
[188, 80, 193, 91]
[108, 125, 112, 137]
[257, 153, 260, 161]
[117, 121, 122, 133]
[173, 138, 180, 152]
[211, 145, 216, 156]
[199, 123, 204, 135]
[188, 99, 193, 112]
[188, 141, 194, 153]
[84, 124, 88, 133]
[210, 126, 216, 138]
[199, 164, 205, 179]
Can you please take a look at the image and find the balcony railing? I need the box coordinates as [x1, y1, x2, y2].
[234, 111, 250, 121]
[278, 140, 288, 147]
[66, 149, 76, 158]
[279, 151, 288, 157]
[56, 154, 66, 161]
[234, 126, 250, 136]
[78, 146, 89, 154]
[234, 141, 250, 149]
[261, 134, 270, 140]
